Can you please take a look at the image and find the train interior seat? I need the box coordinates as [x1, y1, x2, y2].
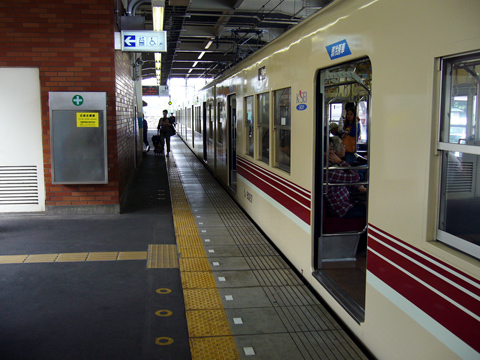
[321, 206, 366, 262]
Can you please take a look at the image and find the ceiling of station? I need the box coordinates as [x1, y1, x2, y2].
[128, 0, 334, 84]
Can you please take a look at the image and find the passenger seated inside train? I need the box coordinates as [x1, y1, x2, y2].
[325, 136, 366, 218]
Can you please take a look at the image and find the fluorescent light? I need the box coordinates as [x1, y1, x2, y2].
[198, 51, 206, 59]
[152, 6, 164, 31]
[192, 61, 198, 68]
[188, 69, 193, 73]
[205, 40, 213, 49]
[152, 2, 164, 85]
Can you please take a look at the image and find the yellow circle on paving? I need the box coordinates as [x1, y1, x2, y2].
[155, 337, 174, 346]
[156, 288, 172, 294]
[155, 309, 173, 317]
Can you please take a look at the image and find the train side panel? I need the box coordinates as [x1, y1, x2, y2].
[179, 0, 480, 358]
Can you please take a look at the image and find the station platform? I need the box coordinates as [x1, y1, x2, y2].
[0, 135, 370, 360]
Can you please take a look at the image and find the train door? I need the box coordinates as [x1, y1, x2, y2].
[228, 94, 237, 193]
[191, 105, 195, 148]
[313, 58, 372, 323]
[202, 102, 207, 162]
[207, 102, 214, 165]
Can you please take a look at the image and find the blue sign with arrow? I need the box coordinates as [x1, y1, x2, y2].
[124, 35, 136, 47]
[120, 31, 167, 52]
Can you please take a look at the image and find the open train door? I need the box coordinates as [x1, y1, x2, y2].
[202, 101, 207, 162]
[228, 94, 237, 193]
[313, 58, 372, 323]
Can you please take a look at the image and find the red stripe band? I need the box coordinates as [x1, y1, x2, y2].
[237, 157, 311, 225]
[368, 225, 480, 352]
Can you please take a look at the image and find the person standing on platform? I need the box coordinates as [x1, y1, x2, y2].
[157, 109, 174, 156]
[143, 118, 150, 152]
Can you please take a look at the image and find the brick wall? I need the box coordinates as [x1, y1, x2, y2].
[115, 50, 137, 200]
[0, 0, 137, 213]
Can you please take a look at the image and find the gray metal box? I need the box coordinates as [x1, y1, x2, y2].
[49, 92, 108, 184]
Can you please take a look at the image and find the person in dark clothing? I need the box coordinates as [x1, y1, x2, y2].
[157, 109, 174, 156]
[143, 118, 150, 152]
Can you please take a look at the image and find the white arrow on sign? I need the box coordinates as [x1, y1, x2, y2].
[124, 36, 135, 47]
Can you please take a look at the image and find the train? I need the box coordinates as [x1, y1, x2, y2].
[172, 0, 480, 358]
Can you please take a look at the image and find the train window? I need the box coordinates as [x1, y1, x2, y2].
[274, 88, 291, 172]
[195, 106, 201, 133]
[328, 103, 343, 130]
[437, 52, 480, 260]
[245, 96, 254, 157]
[188, 107, 193, 130]
[217, 100, 225, 144]
[257, 92, 270, 164]
[208, 103, 213, 140]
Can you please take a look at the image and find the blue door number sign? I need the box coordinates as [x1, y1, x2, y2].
[326, 39, 352, 60]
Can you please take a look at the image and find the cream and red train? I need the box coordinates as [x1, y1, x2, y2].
[174, 0, 480, 358]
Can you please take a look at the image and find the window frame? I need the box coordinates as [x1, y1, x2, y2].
[245, 95, 254, 157]
[217, 100, 225, 144]
[257, 92, 270, 164]
[273, 87, 291, 173]
[436, 51, 480, 259]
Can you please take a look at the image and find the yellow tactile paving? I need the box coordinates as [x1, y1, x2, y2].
[0, 255, 29, 264]
[178, 245, 207, 258]
[0, 251, 149, 264]
[190, 337, 241, 360]
[172, 203, 191, 208]
[186, 310, 232, 337]
[168, 157, 240, 360]
[173, 210, 195, 217]
[173, 211, 193, 217]
[56, 252, 89, 262]
[147, 244, 179, 268]
[173, 212, 194, 218]
[174, 219, 198, 228]
[176, 235, 203, 246]
[181, 272, 217, 289]
[175, 227, 202, 237]
[24, 254, 59, 263]
[117, 251, 148, 260]
[87, 252, 119, 261]
[183, 289, 224, 310]
[180, 257, 211, 272]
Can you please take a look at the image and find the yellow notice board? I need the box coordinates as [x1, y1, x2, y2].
[77, 112, 99, 127]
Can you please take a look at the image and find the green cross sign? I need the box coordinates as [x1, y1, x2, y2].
[72, 95, 84, 106]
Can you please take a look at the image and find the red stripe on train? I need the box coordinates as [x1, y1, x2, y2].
[237, 157, 311, 206]
[237, 160, 311, 225]
[368, 226, 480, 353]
[237, 164, 311, 210]
[369, 224, 480, 294]
[237, 157, 311, 198]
